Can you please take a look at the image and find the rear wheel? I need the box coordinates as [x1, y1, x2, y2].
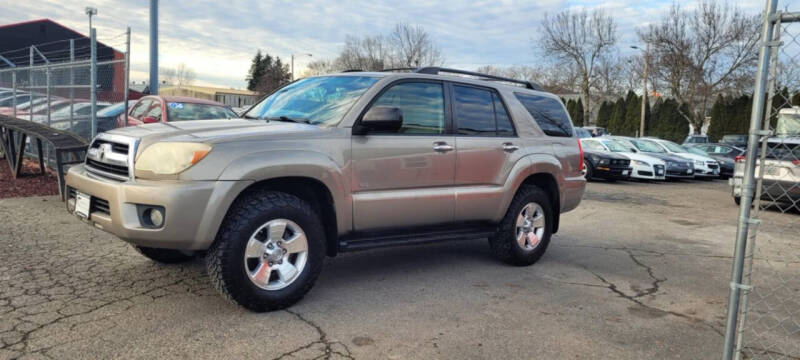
[489, 185, 553, 266]
[206, 190, 325, 312]
[134, 246, 195, 264]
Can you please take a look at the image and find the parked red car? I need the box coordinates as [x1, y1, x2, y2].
[117, 95, 238, 127]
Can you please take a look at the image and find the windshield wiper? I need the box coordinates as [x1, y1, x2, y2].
[266, 116, 310, 124]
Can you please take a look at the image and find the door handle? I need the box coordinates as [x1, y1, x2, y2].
[502, 142, 519, 152]
[433, 142, 454, 153]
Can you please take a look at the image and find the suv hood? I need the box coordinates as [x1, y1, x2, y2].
[105, 118, 327, 145]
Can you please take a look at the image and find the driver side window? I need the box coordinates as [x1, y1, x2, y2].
[368, 82, 444, 135]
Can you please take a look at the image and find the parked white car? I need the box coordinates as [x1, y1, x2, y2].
[643, 138, 720, 178]
[581, 138, 667, 180]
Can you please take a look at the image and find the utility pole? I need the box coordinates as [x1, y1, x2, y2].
[632, 44, 649, 138]
[149, 0, 158, 94]
[291, 53, 312, 81]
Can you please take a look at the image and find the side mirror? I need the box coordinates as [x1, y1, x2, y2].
[353, 106, 402, 135]
[142, 116, 159, 124]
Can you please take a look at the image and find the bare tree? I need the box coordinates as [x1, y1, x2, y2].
[301, 59, 336, 77]
[160, 63, 196, 87]
[641, 1, 760, 133]
[539, 9, 617, 124]
[335, 34, 389, 71]
[476, 64, 580, 95]
[388, 23, 445, 68]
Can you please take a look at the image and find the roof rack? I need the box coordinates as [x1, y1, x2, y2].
[379, 68, 417, 72]
[413, 67, 542, 91]
[341, 69, 365, 72]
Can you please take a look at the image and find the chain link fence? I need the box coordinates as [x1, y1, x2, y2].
[0, 28, 130, 163]
[723, 1, 800, 359]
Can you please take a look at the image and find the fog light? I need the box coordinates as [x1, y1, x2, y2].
[148, 208, 164, 227]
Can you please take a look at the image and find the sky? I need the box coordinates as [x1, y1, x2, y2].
[0, 0, 767, 89]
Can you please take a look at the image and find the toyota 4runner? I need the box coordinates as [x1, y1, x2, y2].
[65, 67, 586, 311]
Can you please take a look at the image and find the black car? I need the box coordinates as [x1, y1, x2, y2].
[610, 136, 696, 179]
[720, 135, 748, 149]
[581, 146, 632, 181]
[687, 143, 745, 160]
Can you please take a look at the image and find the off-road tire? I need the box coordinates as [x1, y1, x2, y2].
[134, 246, 195, 264]
[206, 190, 325, 312]
[489, 185, 553, 266]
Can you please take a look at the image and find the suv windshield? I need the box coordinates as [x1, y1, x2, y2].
[776, 111, 800, 137]
[244, 76, 380, 126]
[631, 139, 666, 153]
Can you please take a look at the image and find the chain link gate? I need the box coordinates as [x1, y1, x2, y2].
[723, 1, 800, 359]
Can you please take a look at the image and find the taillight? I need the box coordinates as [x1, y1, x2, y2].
[735, 155, 746, 163]
[792, 159, 800, 166]
[577, 139, 584, 172]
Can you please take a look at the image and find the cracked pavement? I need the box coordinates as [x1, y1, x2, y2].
[2, 180, 798, 359]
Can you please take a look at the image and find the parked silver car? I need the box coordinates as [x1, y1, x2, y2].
[65, 68, 586, 311]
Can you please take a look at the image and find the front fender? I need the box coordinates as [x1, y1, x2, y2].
[218, 150, 352, 235]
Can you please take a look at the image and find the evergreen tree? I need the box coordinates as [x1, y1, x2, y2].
[643, 96, 652, 137]
[566, 99, 576, 123]
[596, 101, 612, 129]
[574, 98, 585, 126]
[623, 90, 640, 136]
[609, 96, 627, 135]
[792, 92, 800, 106]
[707, 94, 727, 142]
[246, 50, 265, 91]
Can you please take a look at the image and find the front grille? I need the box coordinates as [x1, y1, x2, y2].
[84, 136, 134, 181]
[86, 159, 128, 176]
[654, 164, 665, 173]
[638, 170, 653, 176]
[91, 197, 110, 215]
[708, 163, 719, 169]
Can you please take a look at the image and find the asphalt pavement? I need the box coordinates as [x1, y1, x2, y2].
[1, 180, 797, 359]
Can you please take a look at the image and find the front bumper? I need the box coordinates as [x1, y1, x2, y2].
[65, 164, 252, 250]
[594, 165, 632, 179]
[694, 166, 720, 178]
[631, 164, 666, 180]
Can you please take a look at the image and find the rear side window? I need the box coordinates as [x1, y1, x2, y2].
[514, 92, 573, 137]
[453, 85, 516, 136]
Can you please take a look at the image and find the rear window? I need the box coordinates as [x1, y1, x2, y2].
[514, 92, 573, 137]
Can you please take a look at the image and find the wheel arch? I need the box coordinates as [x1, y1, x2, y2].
[222, 176, 340, 257]
[518, 172, 561, 234]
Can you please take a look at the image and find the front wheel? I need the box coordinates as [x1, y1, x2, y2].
[206, 190, 325, 312]
[488, 185, 553, 266]
[582, 162, 594, 181]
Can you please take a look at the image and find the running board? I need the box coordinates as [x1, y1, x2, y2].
[338, 225, 497, 253]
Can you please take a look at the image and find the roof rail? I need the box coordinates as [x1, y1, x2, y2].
[379, 68, 417, 72]
[412, 67, 542, 91]
[341, 69, 365, 72]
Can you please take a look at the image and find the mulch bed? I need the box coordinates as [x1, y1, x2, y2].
[0, 156, 60, 198]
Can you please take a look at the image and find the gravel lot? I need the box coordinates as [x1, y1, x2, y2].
[1, 180, 797, 359]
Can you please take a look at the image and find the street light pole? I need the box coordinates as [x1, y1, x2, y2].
[85, 7, 97, 36]
[632, 44, 649, 138]
[291, 53, 312, 81]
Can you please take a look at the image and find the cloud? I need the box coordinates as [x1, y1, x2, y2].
[0, 0, 763, 88]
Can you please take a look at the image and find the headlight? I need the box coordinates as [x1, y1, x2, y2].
[633, 160, 649, 166]
[135, 142, 212, 175]
[694, 160, 704, 167]
[598, 159, 609, 165]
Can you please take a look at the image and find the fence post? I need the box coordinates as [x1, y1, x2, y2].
[721, 0, 779, 359]
[90, 28, 97, 139]
[69, 38, 74, 132]
[46, 67, 51, 127]
[29, 46, 33, 123]
[124, 27, 130, 128]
